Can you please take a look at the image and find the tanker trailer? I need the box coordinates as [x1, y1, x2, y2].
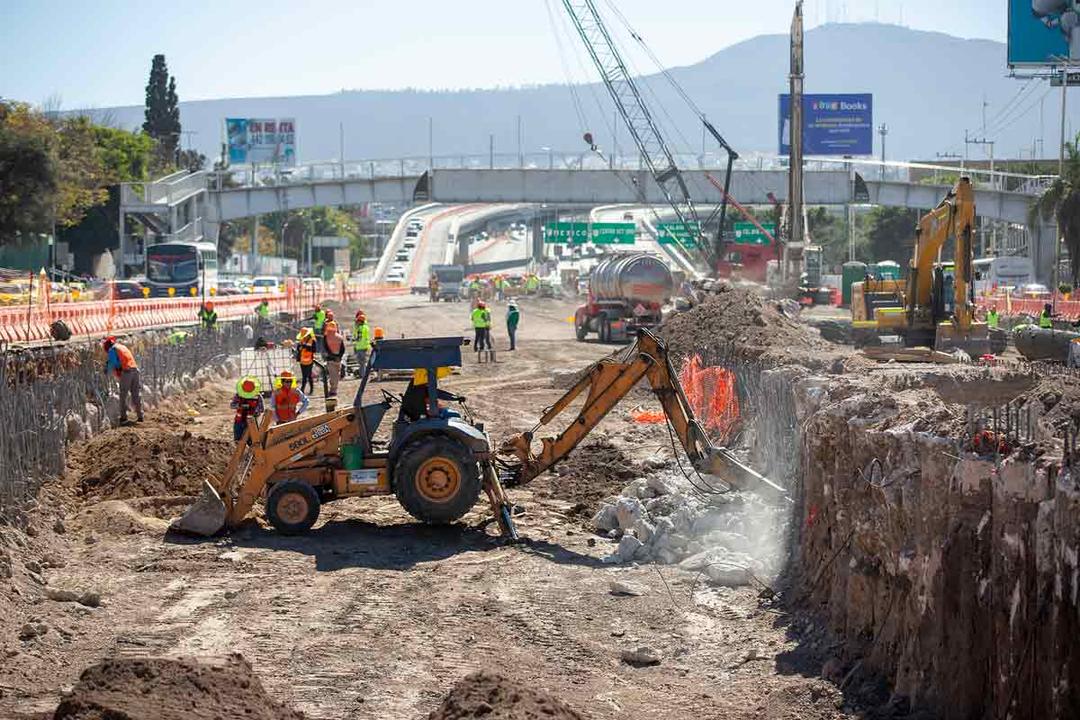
[574, 254, 674, 343]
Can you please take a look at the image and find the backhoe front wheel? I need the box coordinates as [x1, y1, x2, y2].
[394, 436, 481, 524]
[266, 480, 321, 535]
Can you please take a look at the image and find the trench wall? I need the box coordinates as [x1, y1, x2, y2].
[788, 378, 1080, 718]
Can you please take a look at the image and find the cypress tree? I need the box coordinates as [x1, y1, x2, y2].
[142, 54, 181, 163]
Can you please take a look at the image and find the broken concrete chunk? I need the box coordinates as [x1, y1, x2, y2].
[704, 560, 751, 587]
[646, 474, 678, 496]
[621, 646, 662, 666]
[614, 496, 643, 530]
[592, 503, 619, 532]
[45, 587, 79, 603]
[609, 579, 648, 596]
[605, 534, 644, 564]
[632, 518, 655, 544]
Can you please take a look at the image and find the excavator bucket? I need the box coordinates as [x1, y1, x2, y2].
[935, 322, 990, 358]
[171, 480, 228, 536]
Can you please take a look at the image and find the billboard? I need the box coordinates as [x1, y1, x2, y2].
[778, 93, 873, 156]
[226, 118, 297, 165]
[1008, 1, 1080, 67]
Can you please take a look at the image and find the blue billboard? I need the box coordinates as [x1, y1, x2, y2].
[1007, 1, 1079, 67]
[778, 93, 873, 157]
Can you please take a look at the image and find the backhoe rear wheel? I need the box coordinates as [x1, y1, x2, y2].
[266, 480, 321, 535]
[394, 436, 481, 524]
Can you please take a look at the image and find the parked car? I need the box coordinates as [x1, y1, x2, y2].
[251, 276, 281, 294]
[91, 280, 145, 301]
[215, 280, 244, 296]
[386, 270, 406, 283]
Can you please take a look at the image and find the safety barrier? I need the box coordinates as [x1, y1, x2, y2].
[976, 295, 1080, 322]
[0, 284, 409, 345]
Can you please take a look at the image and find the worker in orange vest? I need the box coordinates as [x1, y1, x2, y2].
[270, 370, 309, 423]
[102, 336, 143, 424]
[296, 327, 317, 394]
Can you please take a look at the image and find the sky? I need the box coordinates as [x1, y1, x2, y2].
[0, 0, 1008, 109]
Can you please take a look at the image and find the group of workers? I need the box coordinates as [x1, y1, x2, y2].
[469, 299, 520, 353]
[460, 274, 541, 303]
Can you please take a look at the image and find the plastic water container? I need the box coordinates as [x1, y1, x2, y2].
[340, 443, 364, 470]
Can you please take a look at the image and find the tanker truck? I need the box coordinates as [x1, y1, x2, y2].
[574, 253, 674, 343]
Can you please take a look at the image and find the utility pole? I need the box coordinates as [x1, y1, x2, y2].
[966, 135, 995, 256]
[517, 115, 523, 168]
[339, 122, 345, 179]
[1055, 63, 1069, 304]
[787, 0, 805, 282]
[428, 117, 434, 170]
[878, 123, 888, 179]
[489, 134, 495, 169]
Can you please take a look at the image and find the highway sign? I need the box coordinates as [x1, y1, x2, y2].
[656, 221, 700, 247]
[544, 222, 634, 244]
[1050, 71, 1080, 87]
[732, 222, 776, 245]
[779, 94, 873, 156]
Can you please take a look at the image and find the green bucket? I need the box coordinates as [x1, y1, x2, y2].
[340, 443, 364, 470]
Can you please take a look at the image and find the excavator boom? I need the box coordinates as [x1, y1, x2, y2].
[499, 330, 785, 497]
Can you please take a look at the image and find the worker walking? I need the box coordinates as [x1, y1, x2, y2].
[322, 318, 346, 397]
[353, 310, 372, 374]
[231, 376, 264, 442]
[103, 336, 144, 425]
[1040, 303, 1054, 329]
[311, 304, 327, 339]
[198, 301, 218, 330]
[296, 328, 318, 394]
[506, 300, 520, 351]
[428, 274, 439, 302]
[471, 300, 492, 352]
[270, 370, 309, 424]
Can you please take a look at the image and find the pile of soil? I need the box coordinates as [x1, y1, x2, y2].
[528, 439, 639, 520]
[1010, 373, 1080, 433]
[53, 655, 305, 720]
[71, 427, 232, 501]
[428, 671, 585, 720]
[661, 285, 835, 368]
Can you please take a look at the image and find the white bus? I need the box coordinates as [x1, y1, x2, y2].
[973, 256, 1033, 295]
[145, 241, 219, 298]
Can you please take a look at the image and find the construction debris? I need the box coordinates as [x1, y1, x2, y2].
[428, 671, 586, 720]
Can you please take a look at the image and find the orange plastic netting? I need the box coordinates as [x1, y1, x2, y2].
[679, 355, 740, 440]
[630, 409, 667, 424]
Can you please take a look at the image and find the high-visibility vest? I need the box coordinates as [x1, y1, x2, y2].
[353, 322, 372, 351]
[986, 310, 999, 329]
[114, 343, 137, 371]
[257, 303, 270, 319]
[298, 341, 316, 365]
[1040, 311, 1053, 329]
[273, 388, 300, 422]
[313, 309, 327, 331]
[471, 308, 490, 329]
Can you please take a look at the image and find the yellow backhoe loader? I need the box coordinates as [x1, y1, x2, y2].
[175, 330, 781, 541]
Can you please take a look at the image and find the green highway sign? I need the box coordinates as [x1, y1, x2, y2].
[732, 222, 776, 245]
[544, 221, 635, 244]
[656, 221, 700, 247]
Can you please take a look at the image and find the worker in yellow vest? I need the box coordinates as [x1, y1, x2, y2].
[470, 300, 492, 352]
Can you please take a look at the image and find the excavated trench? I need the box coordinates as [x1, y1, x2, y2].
[667, 287, 1080, 718]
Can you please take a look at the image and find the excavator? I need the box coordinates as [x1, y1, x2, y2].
[865, 177, 991, 357]
[175, 330, 782, 540]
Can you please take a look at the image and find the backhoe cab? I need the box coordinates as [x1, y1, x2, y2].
[175, 335, 520, 540]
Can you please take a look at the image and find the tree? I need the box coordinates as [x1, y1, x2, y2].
[0, 102, 57, 241]
[861, 206, 921, 266]
[53, 116, 109, 228]
[1031, 134, 1080, 285]
[807, 206, 854, 270]
[142, 54, 181, 166]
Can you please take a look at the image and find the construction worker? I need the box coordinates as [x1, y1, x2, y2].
[166, 328, 191, 345]
[311, 304, 327, 339]
[525, 274, 540, 295]
[986, 306, 1000, 329]
[322, 319, 346, 397]
[506, 300, 520, 351]
[255, 298, 271, 327]
[296, 327, 318, 394]
[428, 273, 439, 302]
[353, 310, 372, 374]
[198, 301, 218, 330]
[494, 275, 505, 302]
[103, 336, 143, 425]
[400, 366, 459, 422]
[231, 376, 264, 442]
[1040, 303, 1054, 329]
[270, 370, 309, 423]
[471, 300, 492, 352]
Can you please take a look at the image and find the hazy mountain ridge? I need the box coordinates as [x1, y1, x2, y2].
[89, 23, 1073, 164]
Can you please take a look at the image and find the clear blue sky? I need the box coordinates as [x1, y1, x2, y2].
[1, 0, 1007, 108]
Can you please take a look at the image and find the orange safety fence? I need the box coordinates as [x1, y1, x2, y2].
[630, 408, 667, 424]
[678, 354, 740, 441]
[0, 282, 409, 345]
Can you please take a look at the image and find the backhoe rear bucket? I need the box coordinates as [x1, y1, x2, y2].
[171, 480, 228, 536]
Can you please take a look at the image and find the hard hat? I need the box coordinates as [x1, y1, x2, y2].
[325, 320, 339, 333]
[102, 336, 116, 350]
[206, 301, 214, 310]
[373, 326, 385, 340]
[274, 369, 296, 389]
[296, 327, 314, 341]
[236, 376, 261, 399]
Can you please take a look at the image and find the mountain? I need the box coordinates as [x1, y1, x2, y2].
[91, 23, 1073, 165]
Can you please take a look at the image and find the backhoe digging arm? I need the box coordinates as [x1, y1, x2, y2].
[499, 330, 786, 498]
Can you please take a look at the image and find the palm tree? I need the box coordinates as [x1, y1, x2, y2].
[1031, 135, 1080, 286]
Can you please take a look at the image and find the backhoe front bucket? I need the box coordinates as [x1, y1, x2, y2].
[171, 480, 228, 536]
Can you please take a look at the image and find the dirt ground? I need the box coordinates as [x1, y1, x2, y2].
[0, 292, 853, 719]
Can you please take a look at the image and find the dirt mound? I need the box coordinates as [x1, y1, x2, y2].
[53, 654, 305, 720]
[528, 439, 639, 521]
[1010, 373, 1080, 433]
[661, 285, 836, 368]
[428, 671, 585, 720]
[70, 427, 232, 501]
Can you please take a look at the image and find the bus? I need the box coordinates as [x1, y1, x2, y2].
[972, 256, 1033, 295]
[145, 241, 219, 298]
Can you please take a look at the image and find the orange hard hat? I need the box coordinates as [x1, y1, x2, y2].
[102, 336, 116, 349]
[373, 326, 385, 340]
[206, 301, 214, 310]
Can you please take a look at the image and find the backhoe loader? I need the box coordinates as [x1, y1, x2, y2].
[175, 330, 781, 541]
